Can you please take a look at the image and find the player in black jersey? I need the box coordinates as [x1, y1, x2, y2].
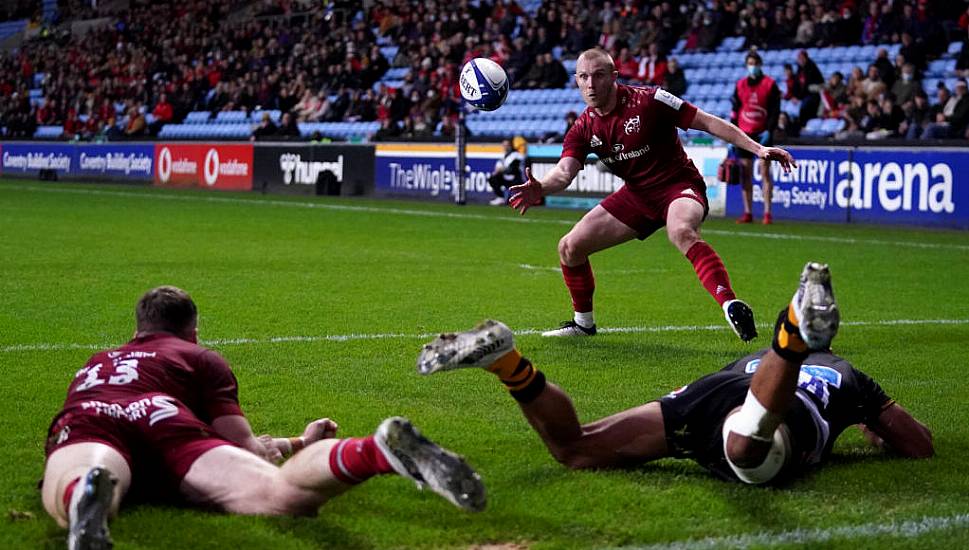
[419, 262, 933, 484]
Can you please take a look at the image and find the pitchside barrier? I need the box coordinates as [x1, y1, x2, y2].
[528, 143, 969, 229]
[1, 141, 965, 228]
[737, 146, 968, 229]
[0, 142, 376, 196]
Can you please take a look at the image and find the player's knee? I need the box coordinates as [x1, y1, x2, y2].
[667, 225, 698, 250]
[557, 235, 584, 265]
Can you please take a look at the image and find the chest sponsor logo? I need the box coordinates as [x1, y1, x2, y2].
[612, 143, 624, 152]
[623, 115, 641, 135]
[590, 134, 603, 148]
[601, 145, 650, 165]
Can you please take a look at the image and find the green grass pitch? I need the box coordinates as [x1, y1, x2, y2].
[1, 180, 968, 549]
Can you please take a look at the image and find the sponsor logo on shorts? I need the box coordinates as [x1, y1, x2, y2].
[666, 384, 689, 398]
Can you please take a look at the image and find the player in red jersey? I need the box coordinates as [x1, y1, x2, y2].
[509, 48, 796, 341]
[419, 263, 933, 485]
[43, 287, 484, 550]
[732, 51, 782, 224]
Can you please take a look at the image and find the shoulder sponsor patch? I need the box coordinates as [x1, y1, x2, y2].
[655, 88, 684, 110]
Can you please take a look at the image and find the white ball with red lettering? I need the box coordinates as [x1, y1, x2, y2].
[460, 58, 509, 111]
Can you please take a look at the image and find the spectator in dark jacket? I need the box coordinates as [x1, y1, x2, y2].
[922, 80, 969, 139]
[540, 53, 569, 89]
[250, 112, 278, 141]
[901, 89, 931, 139]
[277, 112, 301, 138]
[663, 57, 688, 97]
[794, 50, 824, 122]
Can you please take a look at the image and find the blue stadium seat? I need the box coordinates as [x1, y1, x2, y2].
[215, 111, 247, 123]
[250, 109, 281, 122]
[948, 41, 964, 57]
[802, 118, 824, 136]
[379, 46, 398, 60]
[821, 118, 845, 135]
[33, 125, 63, 139]
[185, 111, 211, 124]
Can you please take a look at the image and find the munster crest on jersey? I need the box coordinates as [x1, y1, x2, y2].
[623, 115, 641, 135]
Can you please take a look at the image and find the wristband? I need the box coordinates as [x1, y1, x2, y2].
[289, 436, 306, 453]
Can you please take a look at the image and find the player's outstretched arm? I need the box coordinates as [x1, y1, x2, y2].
[508, 157, 581, 215]
[212, 414, 283, 463]
[858, 403, 934, 459]
[689, 109, 796, 172]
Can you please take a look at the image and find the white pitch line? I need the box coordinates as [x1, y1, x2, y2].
[3, 318, 967, 354]
[619, 513, 969, 550]
[6, 184, 969, 252]
[704, 228, 969, 252]
[518, 263, 665, 275]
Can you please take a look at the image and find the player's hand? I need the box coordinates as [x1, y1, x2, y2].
[508, 168, 543, 215]
[760, 146, 796, 173]
[857, 424, 885, 450]
[256, 434, 285, 463]
[302, 418, 339, 443]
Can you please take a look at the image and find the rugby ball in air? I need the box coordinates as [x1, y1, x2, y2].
[459, 57, 509, 111]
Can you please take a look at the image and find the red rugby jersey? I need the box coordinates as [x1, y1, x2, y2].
[58, 332, 243, 424]
[562, 83, 702, 191]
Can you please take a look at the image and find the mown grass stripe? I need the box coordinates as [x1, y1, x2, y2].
[618, 513, 969, 550]
[6, 183, 968, 252]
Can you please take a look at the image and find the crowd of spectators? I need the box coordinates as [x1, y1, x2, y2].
[0, 0, 967, 142]
[0, 1, 37, 24]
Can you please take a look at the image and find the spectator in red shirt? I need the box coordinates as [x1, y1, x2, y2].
[615, 48, 639, 82]
[149, 93, 174, 136]
[636, 42, 667, 86]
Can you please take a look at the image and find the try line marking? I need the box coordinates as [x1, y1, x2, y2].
[7, 184, 969, 252]
[616, 513, 969, 550]
[3, 318, 967, 354]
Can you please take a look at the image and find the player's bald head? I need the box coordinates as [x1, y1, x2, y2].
[136, 286, 198, 336]
[577, 48, 616, 72]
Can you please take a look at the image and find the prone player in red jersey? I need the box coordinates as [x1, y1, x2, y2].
[509, 48, 796, 341]
[43, 287, 484, 550]
[419, 263, 933, 485]
[732, 51, 782, 224]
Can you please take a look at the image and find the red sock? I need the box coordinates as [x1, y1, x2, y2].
[561, 261, 595, 313]
[327, 436, 394, 485]
[62, 477, 81, 513]
[686, 241, 736, 306]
